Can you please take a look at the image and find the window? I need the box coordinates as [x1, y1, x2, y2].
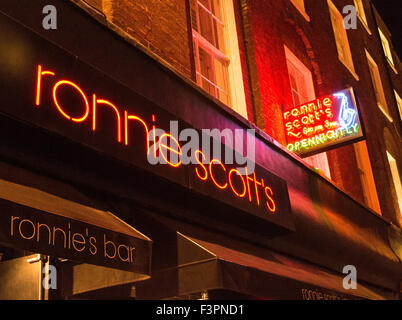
[327, 0, 359, 80]
[365, 49, 392, 122]
[394, 90, 402, 122]
[192, 0, 248, 119]
[284, 46, 331, 179]
[290, 0, 310, 21]
[353, 0, 370, 33]
[354, 141, 381, 214]
[386, 151, 402, 215]
[378, 28, 397, 73]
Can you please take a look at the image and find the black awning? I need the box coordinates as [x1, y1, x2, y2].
[135, 229, 392, 300]
[0, 178, 152, 276]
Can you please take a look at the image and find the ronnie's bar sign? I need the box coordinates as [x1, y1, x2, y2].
[0, 176, 151, 274]
[283, 88, 364, 157]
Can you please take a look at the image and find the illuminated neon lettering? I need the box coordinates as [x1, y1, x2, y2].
[35, 65, 55, 106]
[316, 134, 324, 145]
[288, 132, 302, 138]
[195, 150, 208, 180]
[32, 65, 282, 215]
[301, 116, 310, 125]
[209, 159, 228, 190]
[308, 102, 317, 111]
[323, 97, 332, 107]
[300, 105, 309, 115]
[52, 80, 89, 122]
[152, 115, 157, 158]
[291, 109, 299, 117]
[264, 186, 276, 213]
[228, 169, 247, 198]
[124, 110, 150, 154]
[327, 130, 335, 140]
[307, 138, 316, 146]
[334, 92, 357, 129]
[158, 133, 182, 168]
[92, 95, 122, 142]
[253, 172, 263, 206]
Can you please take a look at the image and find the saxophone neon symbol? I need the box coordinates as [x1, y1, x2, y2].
[333, 92, 357, 129]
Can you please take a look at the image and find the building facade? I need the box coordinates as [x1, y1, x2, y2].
[0, 0, 401, 299]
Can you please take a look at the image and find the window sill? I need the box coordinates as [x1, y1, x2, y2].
[357, 15, 371, 35]
[378, 104, 393, 123]
[386, 58, 398, 74]
[290, 0, 310, 22]
[338, 55, 360, 81]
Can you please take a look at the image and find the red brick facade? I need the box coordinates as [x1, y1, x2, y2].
[85, 0, 193, 77]
[80, 0, 402, 226]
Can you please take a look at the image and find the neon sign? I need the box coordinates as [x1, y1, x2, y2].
[35, 65, 278, 215]
[283, 88, 364, 156]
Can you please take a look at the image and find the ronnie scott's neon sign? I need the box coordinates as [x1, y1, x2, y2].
[283, 88, 363, 156]
[35, 65, 277, 214]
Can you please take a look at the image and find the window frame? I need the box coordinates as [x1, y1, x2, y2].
[327, 0, 359, 81]
[378, 28, 398, 74]
[284, 46, 332, 179]
[193, 0, 231, 105]
[191, 0, 248, 119]
[365, 49, 393, 122]
[290, 0, 310, 22]
[386, 151, 402, 215]
[394, 90, 402, 123]
[353, 141, 382, 214]
[353, 0, 371, 34]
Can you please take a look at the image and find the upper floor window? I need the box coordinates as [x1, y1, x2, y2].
[192, 0, 248, 119]
[353, 0, 370, 33]
[378, 28, 397, 73]
[354, 141, 381, 214]
[386, 151, 402, 215]
[394, 90, 402, 123]
[290, 0, 310, 21]
[365, 49, 392, 122]
[284, 46, 331, 179]
[327, 0, 359, 80]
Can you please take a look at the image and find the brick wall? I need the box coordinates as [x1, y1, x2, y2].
[95, 0, 193, 78]
[244, 0, 402, 224]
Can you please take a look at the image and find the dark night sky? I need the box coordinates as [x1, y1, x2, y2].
[371, 0, 402, 58]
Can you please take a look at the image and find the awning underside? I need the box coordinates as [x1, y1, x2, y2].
[136, 232, 390, 300]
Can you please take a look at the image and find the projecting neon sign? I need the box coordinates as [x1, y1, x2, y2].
[283, 88, 364, 157]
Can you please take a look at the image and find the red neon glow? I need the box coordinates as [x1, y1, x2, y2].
[158, 133, 182, 168]
[52, 80, 89, 122]
[195, 150, 208, 180]
[34, 64, 279, 215]
[124, 110, 150, 154]
[283, 96, 335, 140]
[253, 172, 262, 206]
[209, 159, 228, 190]
[35, 65, 55, 106]
[194, 161, 276, 212]
[193, 151, 278, 212]
[265, 186, 276, 213]
[244, 167, 253, 203]
[283, 90, 361, 154]
[92, 95, 122, 142]
[152, 115, 157, 158]
[228, 168, 247, 198]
